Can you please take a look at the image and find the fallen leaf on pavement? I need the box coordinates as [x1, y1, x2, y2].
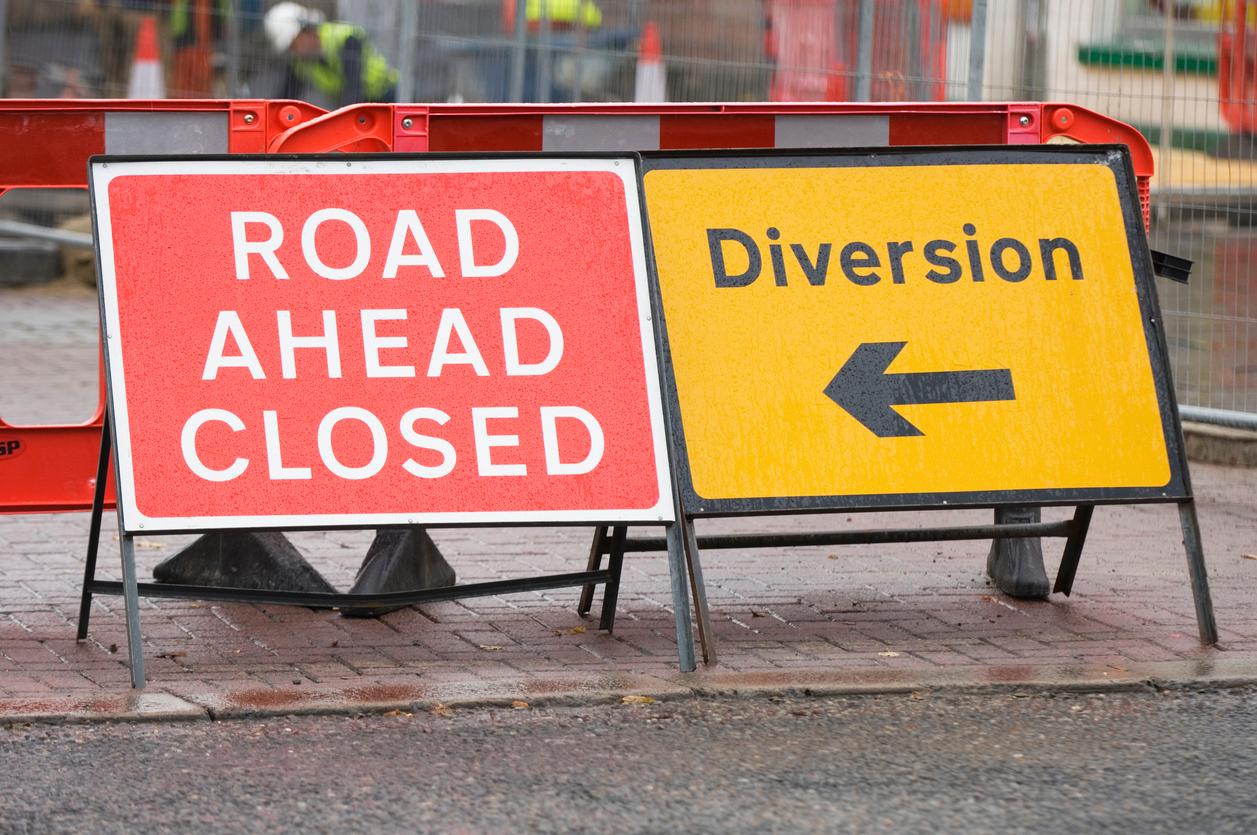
[157, 651, 187, 659]
[510, 700, 530, 710]
[431, 704, 454, 718]
[382, 709, 413, 717]
[979, 594, 1019, 611]
[554, 626, 586, 636]
[621, 695, 657, 706]
[479, 645, 503, 651]
[878, 650, 901, 657]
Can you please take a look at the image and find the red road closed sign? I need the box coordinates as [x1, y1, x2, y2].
[90, 157, 672, 532]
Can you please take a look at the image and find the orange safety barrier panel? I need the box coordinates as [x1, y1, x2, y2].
[0, 99, 1153, 514]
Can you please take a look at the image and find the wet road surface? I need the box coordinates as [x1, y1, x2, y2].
[3, 686, 1257, 834]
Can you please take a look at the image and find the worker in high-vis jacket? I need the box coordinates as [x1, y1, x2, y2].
[264, 2, 399, 108]
[502, 0, 604, 32]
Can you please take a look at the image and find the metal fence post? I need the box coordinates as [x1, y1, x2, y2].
[1160, 0, 1176, 190]
[397, 0, 418, 102]
[855, 0, 875, 102]
[573, 11, 587, 104]
[905, 0, 922, 98]
[509, 0, 527, 103]
[537, 0, 552, 103]
[0, 0, 9, 97]
[628, 0, 644, 31]
[967, 0, 988, 101]
[225, 0, 241, 97]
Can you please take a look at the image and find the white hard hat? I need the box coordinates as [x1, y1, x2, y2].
[264, 2, 325, 53]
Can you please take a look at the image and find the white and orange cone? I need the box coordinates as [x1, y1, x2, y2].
[126, 15, 166, 99]
[634, 21, 666, 103]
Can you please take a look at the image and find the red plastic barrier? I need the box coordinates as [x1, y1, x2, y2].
[0, 99, 1153, 514]
[1219, 0, 1257, 134]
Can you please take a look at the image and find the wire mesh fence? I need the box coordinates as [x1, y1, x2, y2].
[1, 0, 1255, 419]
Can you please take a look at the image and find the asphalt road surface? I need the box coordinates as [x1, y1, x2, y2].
[3, 686, 1256, 834]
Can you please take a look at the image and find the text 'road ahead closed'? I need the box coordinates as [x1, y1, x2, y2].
[92, 158, 671, 530]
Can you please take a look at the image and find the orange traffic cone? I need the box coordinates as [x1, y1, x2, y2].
[634, 21, 666, 103]
[126, 15, 166, 99]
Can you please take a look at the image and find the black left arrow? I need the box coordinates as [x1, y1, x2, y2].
[823, 341, 1015, 438]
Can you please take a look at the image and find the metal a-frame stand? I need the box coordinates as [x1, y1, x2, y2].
[74, 414, 693, 688]
[589, 495, 1217, 668]
[613, 145, 1220, 669]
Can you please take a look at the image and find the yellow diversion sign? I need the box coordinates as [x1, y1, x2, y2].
[641, 147, 1186, 512]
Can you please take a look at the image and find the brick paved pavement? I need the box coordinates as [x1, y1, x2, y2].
[2, 281, 1256, 719]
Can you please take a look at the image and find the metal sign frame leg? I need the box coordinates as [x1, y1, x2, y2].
[578, 524, 631, 630]
[576, 525, 609, 616]
[665, 522, 697, 673]
[680, 516, 717, 665]
[76, 413, 112, 641]
[580, 522, 700, 662]
[1178, 499, 1218, 645]
[104, 397, 147, 687]
[598, 526, 628, 632]
[1051, 504, 1096, 596]
[77, 408, 148, 686]
[117, 533, 146, 688]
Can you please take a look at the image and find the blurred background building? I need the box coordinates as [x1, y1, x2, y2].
[0, 0, 1255, 422]
[3, 1, 1248, 110]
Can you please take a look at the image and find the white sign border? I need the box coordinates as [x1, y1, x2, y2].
[90, 156, 674, 533]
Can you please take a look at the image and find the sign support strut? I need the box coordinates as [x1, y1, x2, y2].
[118, 534, 146, 688]
[681, 516, 716, 665]
[76, 411, 113, 642]
[598, 526, 628, 632]
[1178, 499, 1218, 645]
[576, 525, 608, 616]
[664, 522, 696, 672]
[1051, 504, 1095, 596]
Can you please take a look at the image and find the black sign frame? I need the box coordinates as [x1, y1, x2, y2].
[639, 145, 1190, 518]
